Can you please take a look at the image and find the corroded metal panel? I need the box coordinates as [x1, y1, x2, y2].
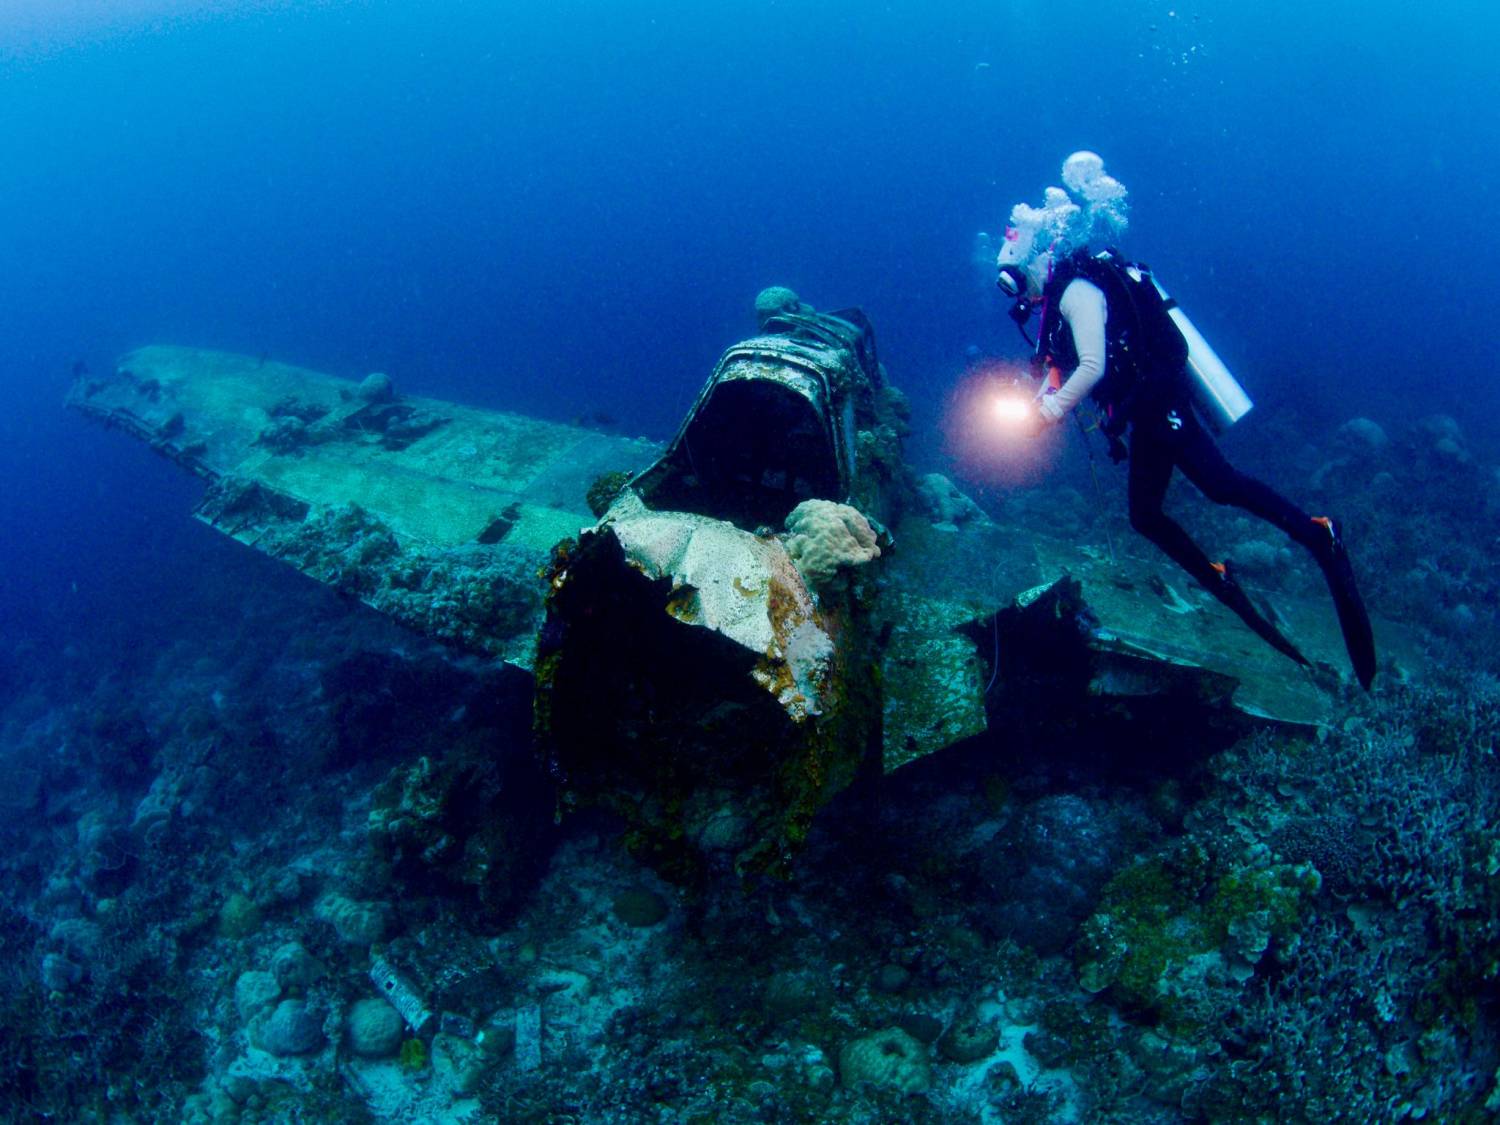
[69, 346, 657, 665]
[879, 514, 1419, 763]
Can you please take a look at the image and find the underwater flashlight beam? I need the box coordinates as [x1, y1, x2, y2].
[991, 395, 1032, 424]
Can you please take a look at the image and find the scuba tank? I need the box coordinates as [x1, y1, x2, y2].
[1124, 265, 1253, 432]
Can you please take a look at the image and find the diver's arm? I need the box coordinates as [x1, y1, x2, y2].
[1038, 279, 1108, 423]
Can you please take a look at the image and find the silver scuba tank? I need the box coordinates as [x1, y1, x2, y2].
[1126, 266, 1253, 432]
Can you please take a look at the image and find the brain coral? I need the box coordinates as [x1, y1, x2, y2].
[314, 893, 389, 947]
[754, 286, 808, 326]
[838, 1026, 932, 1095]
[784, 500, 881, 589]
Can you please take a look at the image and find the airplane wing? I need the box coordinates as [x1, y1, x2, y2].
[68, 346, 658, 667]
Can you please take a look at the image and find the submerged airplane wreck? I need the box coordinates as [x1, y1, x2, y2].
[68, 294, 1403, 880]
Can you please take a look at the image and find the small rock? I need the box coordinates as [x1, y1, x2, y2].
[315, 893, 389, 946]
[1230, 538, 1285, 576]
[256, 999, 326, 1057]
[40, 953, 82, 992]
[1434, 436, 1470, 464]
[838, 1027, 932, 1094]
[1419, 414, 1463, 445]
[218, 893, 262, 939]
[234, 970, 281, 1023]
[917, 472, 983, 526]
[807, 1061, 836, 1092]
[938, 1017, 999, 1063]
[1337, 416, 1388, 451]
[357, 372, 396, 402]
[270, 942, 325, 992]
[611, 888, 668, 928]
[874, 963, 911, 993]
[267, 869, 304, 906]
[695, 805, 750, 851]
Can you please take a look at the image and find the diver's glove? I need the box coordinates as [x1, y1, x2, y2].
[1016, 402, 1046, 439]
[1036, 389, 1066, 425]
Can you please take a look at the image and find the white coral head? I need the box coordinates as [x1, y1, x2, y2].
[783, 500, 881, 589]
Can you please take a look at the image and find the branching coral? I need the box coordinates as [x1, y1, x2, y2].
[1181, 682, 1500, 1118]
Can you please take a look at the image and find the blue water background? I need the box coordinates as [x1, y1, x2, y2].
[1, 0, 1495, 652]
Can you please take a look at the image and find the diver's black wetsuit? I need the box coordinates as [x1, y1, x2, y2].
[1033, 249, 1377, 686]
[1126, 388, 1326, 588]
[1124, 384, 1375, 686]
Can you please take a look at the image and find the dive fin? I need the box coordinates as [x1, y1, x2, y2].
[1209, 561, 1310, 670]
[1312, 518, 1376, 690]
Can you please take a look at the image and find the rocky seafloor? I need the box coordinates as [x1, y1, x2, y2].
[3, 408, 1500, 1124]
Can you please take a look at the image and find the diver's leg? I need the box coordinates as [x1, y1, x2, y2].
[1127, 408, 1309, 667]
[1168, 410, 1323, 546]
[1172, 410, 1375, 688]
[1127, 418, 1219, 587]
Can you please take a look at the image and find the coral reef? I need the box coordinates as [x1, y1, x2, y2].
[6, 399, 1500, 1122]
[585, 468, 634, 518]
[6, 615, 1500, 1121]
[754, 285, 811, 326]
[366, 711, 554, 929]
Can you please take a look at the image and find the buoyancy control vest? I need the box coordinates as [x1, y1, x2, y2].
[1038, 248, 1189, 431]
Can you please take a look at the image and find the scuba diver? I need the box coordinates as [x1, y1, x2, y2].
[986, 153, 1376, 689]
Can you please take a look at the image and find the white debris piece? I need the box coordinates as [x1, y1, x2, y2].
[368, 956, 435, 1035]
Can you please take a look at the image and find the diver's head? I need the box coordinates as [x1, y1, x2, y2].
[994, 205, 1058, 303]
[992, 152, 1129, 302]
[996, 243, 1051, 302]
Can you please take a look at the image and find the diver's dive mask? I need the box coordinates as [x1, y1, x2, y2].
[996, 264, 1027, 299]
[998, 264, 1038, 346]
